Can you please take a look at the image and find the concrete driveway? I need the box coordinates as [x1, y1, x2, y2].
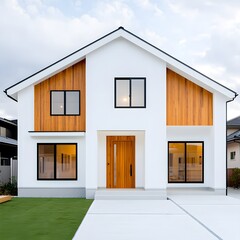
[73, 195, 240, 240]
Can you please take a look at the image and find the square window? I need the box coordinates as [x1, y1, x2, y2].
[168, 142, 204, 183]
[50, 90, 80, 116]
[37, 143, 77, 180]
[115, 78, 146, 108]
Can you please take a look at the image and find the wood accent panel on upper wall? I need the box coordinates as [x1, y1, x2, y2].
[34, 59, 86, 131]
[167, 69, 213, 126]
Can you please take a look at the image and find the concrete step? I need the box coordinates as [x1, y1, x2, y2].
[95, 189, 167, 200]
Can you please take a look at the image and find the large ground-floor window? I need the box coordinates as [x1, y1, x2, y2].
[168, 142, 203, 183]
[37, 143, 77, 180]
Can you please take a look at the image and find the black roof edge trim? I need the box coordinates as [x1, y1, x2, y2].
[4, 27, 121, 92]
[3, 89, 17, 102]
[4, 26, 238, 96]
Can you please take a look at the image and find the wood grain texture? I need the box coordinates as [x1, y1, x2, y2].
[106, 136, 135, 188]
[167, 69, 213, 125]
[34, 59, 86, 131]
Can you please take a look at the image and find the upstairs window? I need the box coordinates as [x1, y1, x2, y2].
[115, 78, 146, 108]
[51, 90, 80, 116]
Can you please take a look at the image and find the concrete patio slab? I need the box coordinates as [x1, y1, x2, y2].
[73, 200, 218, 240]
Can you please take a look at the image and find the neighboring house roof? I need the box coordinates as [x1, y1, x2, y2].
[227, 130, 240, 143]
[4, 26, 237, 101]
[227, 116, 240, 129]
[0, 117, 17, 127]
[0, 136, 17, 146]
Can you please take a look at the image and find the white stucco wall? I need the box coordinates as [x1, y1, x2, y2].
[86, 38, 167, 195]
[213, 92, 228, 190]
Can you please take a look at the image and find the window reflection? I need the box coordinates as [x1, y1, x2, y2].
[186, 143, 203, 182]
[56, 145, 77, 179]
[38, 144, 77, 180]
[169, 142, 203, 183]
[169, 143, 185, 182]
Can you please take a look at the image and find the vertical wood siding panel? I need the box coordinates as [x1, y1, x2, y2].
[34, 59, 86, 131]
[167, 69, 213, 125]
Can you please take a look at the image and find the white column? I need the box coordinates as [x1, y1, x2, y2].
[85, 130, 98, 199]
[213, 92, 227, 193]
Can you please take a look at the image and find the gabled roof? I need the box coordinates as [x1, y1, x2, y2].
[227, 116, 240, 129]
[4, 26, 237, 101]
[227, 130, 240, 143]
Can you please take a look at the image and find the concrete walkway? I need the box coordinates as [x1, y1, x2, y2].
[227, 187, 240, 199]
[170, 195, 240, 240]
[73, 189, 240, 239]
[73, 196, 240, 240]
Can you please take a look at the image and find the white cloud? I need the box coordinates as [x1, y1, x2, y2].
[143, 29, 167, 46]
[168, 1, 199, 18]
[0, 0, 135, 119]
[195, 64, 226, 79]
[137, 0, 163, 16]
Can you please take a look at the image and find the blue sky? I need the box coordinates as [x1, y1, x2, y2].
[1, 0, 240, 119]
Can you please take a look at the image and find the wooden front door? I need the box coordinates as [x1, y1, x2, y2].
[106, 136, 135, 188]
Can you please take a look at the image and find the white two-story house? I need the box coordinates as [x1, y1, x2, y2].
[5, 27, 237, 198]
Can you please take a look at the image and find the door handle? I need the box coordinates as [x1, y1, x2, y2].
[130, 164, 132, 177]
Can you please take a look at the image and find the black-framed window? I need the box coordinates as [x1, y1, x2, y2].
[50, 90, 80, 116]
[114, 78, 146, 108]
[37, 143, 77, 180]
[168, 142, 204, 183]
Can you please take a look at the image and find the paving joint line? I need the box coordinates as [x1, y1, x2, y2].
[168, 198, 223, 240]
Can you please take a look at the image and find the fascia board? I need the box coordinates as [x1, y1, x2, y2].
[6, 28, 236, 100]
[121, 31, 236, 99]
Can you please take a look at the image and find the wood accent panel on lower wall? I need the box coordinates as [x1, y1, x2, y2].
[167, 69, 213, 126]
[34, 59, 86, 131]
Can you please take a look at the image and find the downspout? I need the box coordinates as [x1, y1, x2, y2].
[226, 93, 238, 196]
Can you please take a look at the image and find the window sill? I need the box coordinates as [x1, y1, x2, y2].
[28, 131, 85, 137]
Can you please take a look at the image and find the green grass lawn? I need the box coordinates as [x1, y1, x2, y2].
[0, 197, 93, 240]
